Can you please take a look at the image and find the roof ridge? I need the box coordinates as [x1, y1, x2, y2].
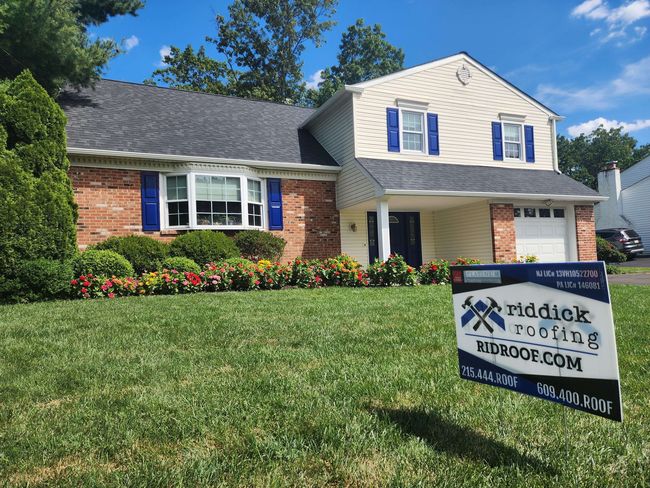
[98, 78, 315, 111]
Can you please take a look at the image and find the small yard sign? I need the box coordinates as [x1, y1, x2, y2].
[450, 262, 622, 421]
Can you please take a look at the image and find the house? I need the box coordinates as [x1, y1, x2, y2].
[59, 52, 602, 266]
[596, 157, 650, 246]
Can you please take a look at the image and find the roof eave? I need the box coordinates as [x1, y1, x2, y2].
[298, 87, 357, 128]
[67, 147, 341, 172]
[382, 188, 606, 202]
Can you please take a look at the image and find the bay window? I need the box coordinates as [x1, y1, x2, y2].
[163, 173, 265, 229]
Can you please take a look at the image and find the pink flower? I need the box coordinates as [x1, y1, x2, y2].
[254, 280, 260, 285]
[108, 293, 115, 299]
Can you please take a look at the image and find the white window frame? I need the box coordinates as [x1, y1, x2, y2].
[160, 172, 266, 231]
[399, 108, 427, 154]
[502, 122, 524, 162]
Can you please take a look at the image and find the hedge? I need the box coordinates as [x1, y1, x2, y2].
[93, 235, 169, 274]
[169, 230, 239, 266]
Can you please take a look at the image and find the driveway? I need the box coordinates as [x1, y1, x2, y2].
[618, 257, 650, 268]
[608, 272, 650, 285]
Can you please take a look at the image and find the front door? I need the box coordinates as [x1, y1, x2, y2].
[367, 212, 422, 267]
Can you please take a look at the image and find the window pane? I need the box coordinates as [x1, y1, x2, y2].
[248, 179, 262, 203]
[553, 209, 565, 218]
[513, 208, 521, 218]
[194, 175, 242, 226]
[403, 132, 423, 151]
[195, 175, 210, 200]
[524, 208, 536, 218]
[225, 177, 241, 201]
[166, 175, 187, 201]
[248, 203, 262, 227]
[504, 124, 521, 142]
[227, 202, 241, 214]
[402, 111, 423, 132]
[504, 142, 521, 159]
[539, 208, 551, 218]
[167, 199, 189, 227]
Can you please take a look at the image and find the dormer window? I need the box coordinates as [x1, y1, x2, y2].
[503, 123, 523, 160]
[401, 110, 425, 152]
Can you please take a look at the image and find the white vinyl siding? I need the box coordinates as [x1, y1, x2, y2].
[307, 96, 376, 209]
[353, 59, 554, 170]
[432, 201, 493, 262]
[621, 178, 650, 247]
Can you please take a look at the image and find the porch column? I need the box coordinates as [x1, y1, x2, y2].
[376, 199, 391, 261]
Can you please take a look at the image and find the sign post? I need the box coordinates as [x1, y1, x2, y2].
[450, 262, 623, 422]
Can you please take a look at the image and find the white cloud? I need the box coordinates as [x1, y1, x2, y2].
[571, 0, 650, 44]
[567, 117, 650, 136]
[157, 45, 172, 67]
[305, 69, 324, 89]
[122, 35, 139, 52]
[535, 55, 650, 112]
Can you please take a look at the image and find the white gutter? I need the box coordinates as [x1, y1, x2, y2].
[549, 115, 564, 173]
[383, 188, 607, 202]
[67, 147, 341, 173]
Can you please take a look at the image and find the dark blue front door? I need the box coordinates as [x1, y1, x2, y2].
[367, 212, 422, 267]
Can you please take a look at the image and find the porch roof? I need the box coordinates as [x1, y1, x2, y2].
[356, 158, 605, 201]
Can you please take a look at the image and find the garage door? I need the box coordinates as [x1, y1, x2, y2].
[514, 207, 568, 262]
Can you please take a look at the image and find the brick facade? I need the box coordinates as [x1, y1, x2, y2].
[70, 166, 340, 259]
[490, 203, 517, 262]
[271, 179, 340, 261]
[575, 204, 597, 261]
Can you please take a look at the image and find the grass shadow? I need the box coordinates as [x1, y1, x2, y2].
[370, 407, 556, 475]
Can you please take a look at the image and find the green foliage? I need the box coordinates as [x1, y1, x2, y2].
[233, 230, 286, 261]
[367, 254, 418, 286]
[93, 235, 168, 274]
[557, 127, 647, 189]
[0, 72, 77, 302]
[74, 249, 134, 277]
[148, 0, 337, 103]
[596, 236, 627, 263]
[11, 259, 74, 302]
[145, 45, 230, 94]
[606, 263, 622, 275]
[419, 259, 451, 285]
[73, 0, 144, 26]
[161, 256, 201, 274]
[169, 230, 239, 265]
[309, 18, 404, 106]
[0, 0, 142, 93]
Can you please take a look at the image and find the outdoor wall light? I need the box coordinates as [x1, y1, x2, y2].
[349, 223, 357, 232]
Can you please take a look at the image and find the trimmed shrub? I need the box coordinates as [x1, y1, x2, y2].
[234, 230, 286, 261]
[74, 250, 134, 277]
[12, 259, 74, 302]
[367, 254, 418, 286]
[606, 264, 622, 275]
[93, 235, 168, 274]
[419, 259, 450, 285]
[169, 231, 239, 266]
[0, 71, 77, 302]
[597, 236, 626, 263]
[161, 256, 201, 274]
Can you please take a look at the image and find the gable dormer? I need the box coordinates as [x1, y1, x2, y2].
[349, 52, 561, 171]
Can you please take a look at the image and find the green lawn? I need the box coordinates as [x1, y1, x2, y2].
[1, 286, 649, 487]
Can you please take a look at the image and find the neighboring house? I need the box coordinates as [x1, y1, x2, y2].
[59, 52, 602, 266]
[596, 157, 650, 246]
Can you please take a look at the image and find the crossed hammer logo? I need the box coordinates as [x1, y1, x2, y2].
[461, 296, 505, 332]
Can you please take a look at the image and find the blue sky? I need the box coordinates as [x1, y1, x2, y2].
[95, 0, 650, 143]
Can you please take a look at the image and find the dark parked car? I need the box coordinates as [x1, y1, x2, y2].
[596, 228, 645, 258]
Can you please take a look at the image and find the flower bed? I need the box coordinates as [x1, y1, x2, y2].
[68, 254, 482, 300]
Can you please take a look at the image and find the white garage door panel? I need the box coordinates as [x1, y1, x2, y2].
[515, 207, 568, 262]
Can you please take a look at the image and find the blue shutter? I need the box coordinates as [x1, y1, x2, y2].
[524, 125, 535, 163]
[492, 122, 503, 161]
[427, 113, 439, 155]
[386, 108, 400, 152]
[141, 172, 160, 231]
[267, 178, 283, 230]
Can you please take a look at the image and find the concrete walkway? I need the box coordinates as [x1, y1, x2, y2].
[608, 273, 650, 285]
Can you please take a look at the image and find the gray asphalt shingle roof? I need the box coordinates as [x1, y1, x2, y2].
[356, 158, 601, 198]
[58, 80, 337, 166]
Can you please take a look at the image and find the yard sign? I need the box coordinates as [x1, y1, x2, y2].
[450, 262, 623, 421]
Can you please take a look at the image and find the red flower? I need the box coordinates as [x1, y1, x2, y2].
[108, 292, 115, 299]
[254, 280, 261, 285]
[70, 279, 78, 285]
[82, 280, 90, 287]
[81, 287, 87, 293]
[79, 275, 86, 281]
